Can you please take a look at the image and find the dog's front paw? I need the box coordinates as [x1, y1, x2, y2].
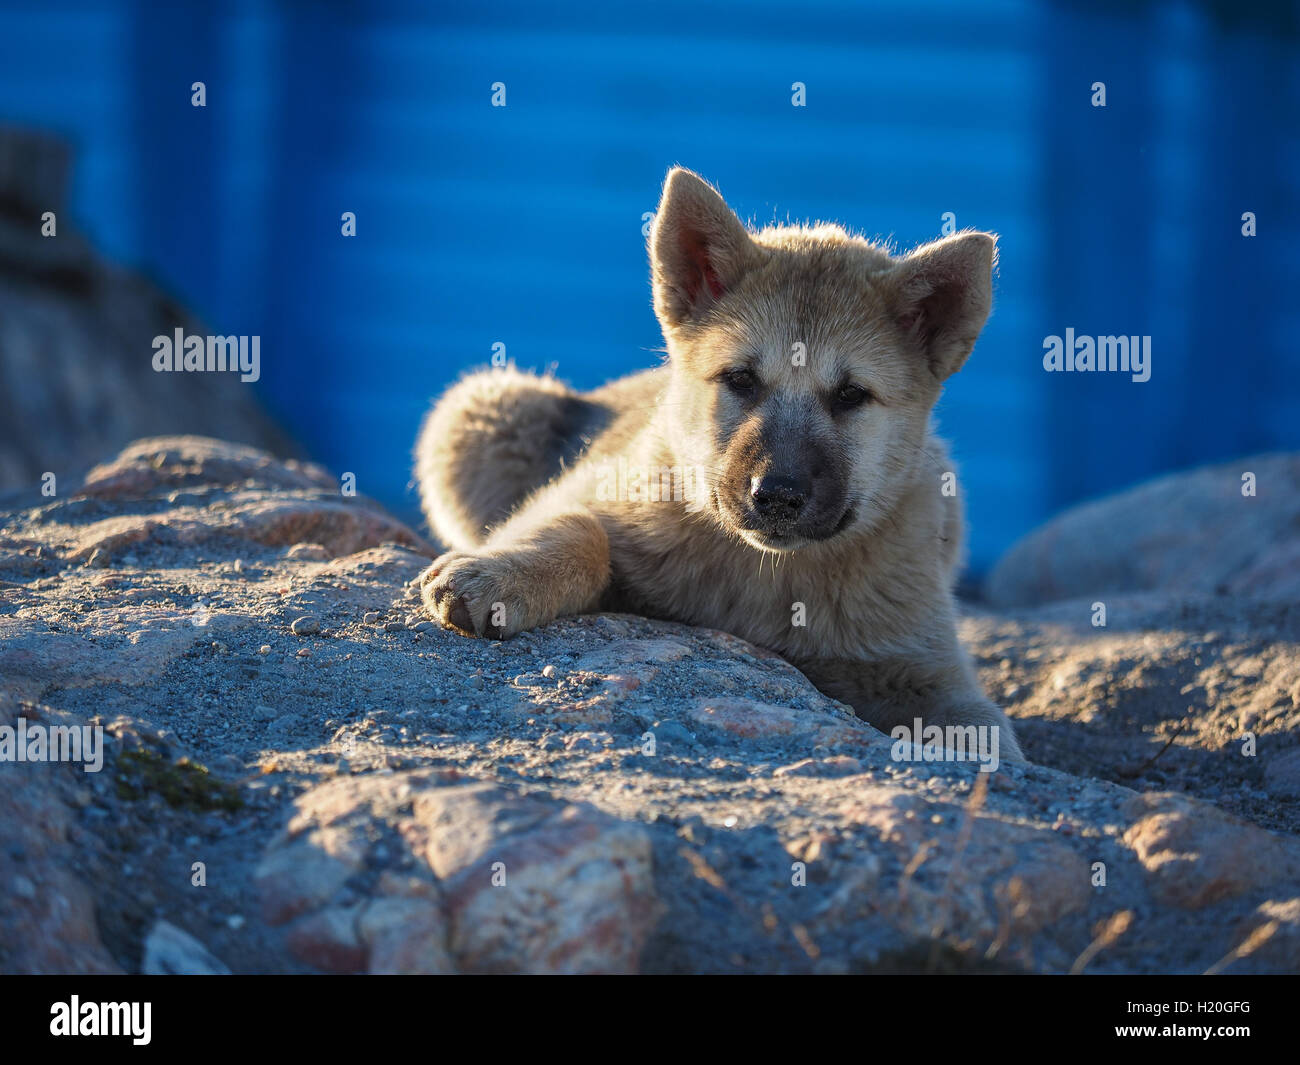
[419, 550, 543, 639]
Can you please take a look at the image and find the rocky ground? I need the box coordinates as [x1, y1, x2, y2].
[1, 437, 1297, 974]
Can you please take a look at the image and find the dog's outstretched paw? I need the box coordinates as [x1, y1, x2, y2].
[419, 550, 539, 639]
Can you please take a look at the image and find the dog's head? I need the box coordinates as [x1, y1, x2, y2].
[649, 167, 995, 553]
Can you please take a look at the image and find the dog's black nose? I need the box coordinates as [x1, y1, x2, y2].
[750, 475, 808, 521]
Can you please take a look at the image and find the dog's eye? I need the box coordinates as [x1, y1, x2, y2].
[723, 369, 758, 396]
[833, 383, 871, 411]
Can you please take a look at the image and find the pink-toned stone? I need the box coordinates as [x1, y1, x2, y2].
[284, 903, 367, 973]
[360, 897, 454, 975]
[1122, 793, 1300, 908]
[257, 772, 661, 975]
[688, 698, 878, 752]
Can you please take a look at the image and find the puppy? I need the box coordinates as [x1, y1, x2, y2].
[414, 167, 1022, 761]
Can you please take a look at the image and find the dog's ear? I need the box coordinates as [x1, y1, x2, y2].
[650, 168, 760, 329]
[887, 232, 996, 380]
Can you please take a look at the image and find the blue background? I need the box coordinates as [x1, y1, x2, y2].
[2, 0, 1297, 572]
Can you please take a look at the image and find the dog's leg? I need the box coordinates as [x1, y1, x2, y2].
[800, 653, 1025, 763]
[420, 505, 610, 639]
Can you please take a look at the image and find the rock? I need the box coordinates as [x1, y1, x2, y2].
[290, 616, 320, 636]
[1, 436, 1299, 975]
[256, 772, 661, 974]
[0, 698, 121, 974]
[1264, 749, 1300, 798]
[1121, 793, 1300, 909]
[986, 453, 1300, 607]
[64, 437, 430, 561]
[419, 782, 661, 974]
[283, 904, 367, 973]
[141, 920, 231, 975]
[651, 721, 695, 748]
[774, 756, 863, 778]
[360, 896, 455, 975]
[688, 698, 870, 750]
[255, 827, 368, 926]
[0, 129, 293, 498]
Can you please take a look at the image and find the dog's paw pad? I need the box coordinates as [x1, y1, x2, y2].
[444, 592, 476, 636]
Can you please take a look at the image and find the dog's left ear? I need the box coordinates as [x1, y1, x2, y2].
[887, 232, 996, 380]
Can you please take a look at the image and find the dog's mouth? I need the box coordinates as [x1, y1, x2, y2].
[713, 487, 856, 553]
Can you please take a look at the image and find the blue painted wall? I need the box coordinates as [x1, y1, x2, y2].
[1, 0, 1296, 571]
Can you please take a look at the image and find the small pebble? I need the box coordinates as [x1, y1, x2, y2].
[291, 616, 320, 636]
[541, 664, 557, 679]
[384, 620, 405, 633]
[258, 645, 271, 655]
[296, 648, 312, 658]
[86, 548, 109, 569]
[364, 612, 380, 625]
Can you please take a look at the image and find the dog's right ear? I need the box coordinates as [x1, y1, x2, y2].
[650, 168, 759, 329]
